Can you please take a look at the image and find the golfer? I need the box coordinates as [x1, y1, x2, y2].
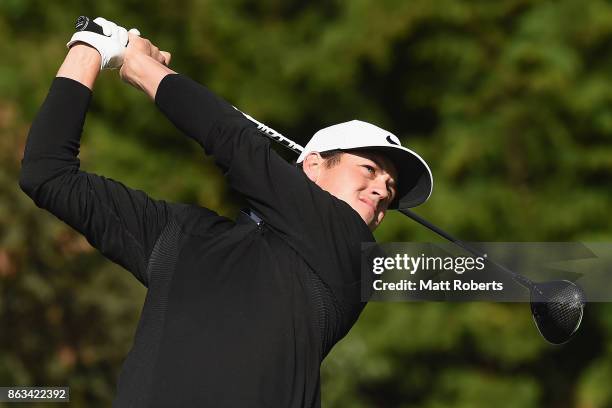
[19, 18, 432, 407]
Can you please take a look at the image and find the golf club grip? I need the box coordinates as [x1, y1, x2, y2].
[75, 16, 104, 35]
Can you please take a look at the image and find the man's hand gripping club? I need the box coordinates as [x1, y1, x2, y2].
[61, 16, 175, 97]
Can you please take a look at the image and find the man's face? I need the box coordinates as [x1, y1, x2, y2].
[302, 150, 398, 231]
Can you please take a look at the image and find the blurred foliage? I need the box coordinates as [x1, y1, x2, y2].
[1, 0, 612, 406]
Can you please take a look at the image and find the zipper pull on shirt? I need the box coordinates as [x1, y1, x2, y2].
[239, 208, 265, 229]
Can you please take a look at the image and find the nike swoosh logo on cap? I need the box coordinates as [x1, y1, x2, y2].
[386, 135, 399, 145]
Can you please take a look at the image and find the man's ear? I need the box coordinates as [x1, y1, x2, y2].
[302, 152, 323, 183]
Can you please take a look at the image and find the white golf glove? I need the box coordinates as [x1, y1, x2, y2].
[66, 17, 140, 70]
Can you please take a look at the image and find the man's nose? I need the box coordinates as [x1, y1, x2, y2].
[370, 179, 389, 202]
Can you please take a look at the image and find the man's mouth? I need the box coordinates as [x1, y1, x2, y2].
[359, 197, 377, 215]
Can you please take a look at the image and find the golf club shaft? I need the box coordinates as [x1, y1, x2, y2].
[398, 209, 533, 289]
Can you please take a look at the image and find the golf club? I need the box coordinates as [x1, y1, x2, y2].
[74, 16, 586, 345]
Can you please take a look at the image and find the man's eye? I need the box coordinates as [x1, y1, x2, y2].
[363, 165, 375, 174]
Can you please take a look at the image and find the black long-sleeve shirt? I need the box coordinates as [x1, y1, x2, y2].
[19, 74, 375, 407]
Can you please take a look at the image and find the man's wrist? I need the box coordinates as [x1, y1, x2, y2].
[121, 52, 176, 99]
[66, 43, 102, 65]
[57, 44, 102, 90]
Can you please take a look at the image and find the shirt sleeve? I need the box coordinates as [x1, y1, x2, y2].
[19, 77, 171, 287]
[154, 74, 375, 293]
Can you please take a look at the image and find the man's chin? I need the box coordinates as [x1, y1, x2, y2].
[361, 211, 376, 228]
[349, 201, 377, 228]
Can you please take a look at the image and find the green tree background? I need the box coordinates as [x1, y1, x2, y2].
[2, 0, 612, 406]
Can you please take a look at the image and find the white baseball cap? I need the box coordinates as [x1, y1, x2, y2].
[296, 120, 433, 209]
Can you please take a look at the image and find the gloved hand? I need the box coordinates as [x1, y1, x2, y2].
[66, 17, 140, 70]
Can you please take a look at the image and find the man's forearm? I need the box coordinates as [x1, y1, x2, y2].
[56, 44, 101, 90]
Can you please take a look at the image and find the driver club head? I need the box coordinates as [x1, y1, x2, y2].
[530, 280, 586, 345]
